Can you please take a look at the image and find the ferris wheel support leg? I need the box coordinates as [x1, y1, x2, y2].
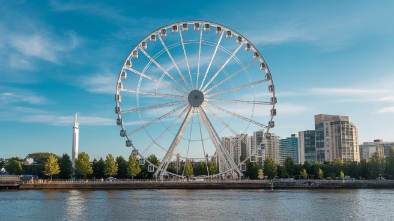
[153, 106, 194, 179]
[199, 107, 243, 179]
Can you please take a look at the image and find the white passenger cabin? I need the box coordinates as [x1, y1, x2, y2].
[126, 140, 132, 147]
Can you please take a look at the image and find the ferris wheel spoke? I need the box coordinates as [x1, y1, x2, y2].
[127, 103, 189, 136]
[179, 29, 194, 89]
[201, 42, 245, 92]
[139, 47, 188, 91]
[196, 25, 203, 89]
[206, 79, 266, 97]
[204, 59, 258, 94]
[202, 105, 238, 135]
[128, 68, 187, 95]
[200, 31, 224, 91]
[205, 102, 267, 128]
[198, 107, 243, 178]
[207, 98, 270, 105]
[154, 106, 194, 178]
[141, 105, 190, 155]
[122, 89, 185, 99]
[120, 100, 187, 114]
[157, 34, 191, 90]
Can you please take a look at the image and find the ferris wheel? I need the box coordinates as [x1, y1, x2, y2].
[115, 21, 276, 179]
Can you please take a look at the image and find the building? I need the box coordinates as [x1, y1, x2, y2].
[360, 139, 394, 160]
[314, 114, 360, 162]
[279, 134, 299, 165]
[298, 130, 316, 163]
[252, 130, 265, 166]
[221, 134, 249, 165]
[264, 133, 280, 164]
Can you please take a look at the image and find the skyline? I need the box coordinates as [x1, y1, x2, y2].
[1, 1, 394, 160]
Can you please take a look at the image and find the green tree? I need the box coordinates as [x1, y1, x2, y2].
[184, 161, 194, 178]
[277, 165, 288, 178]
[27, 152, 52, 165]
[300, 169, 308, 179]
[283, 156, 295, 176]
[340, 170, 345, 180]
[332, 158, 343, 177]
[75, 152, 93, 179]
[369, 152, 385, 179]
[0, 158, 5, 169]
[303, 160, 313, 175]
[104, 154, 118, 177]
[127, 155, 141, 180]
[196, 161, 208, 175]
[43, 154, 60, 180]
[263, 158, 277, 179]
[116, 156, 128, 178]
[58, 154, 73, 179]
[5, 159, 22, 175]
[360, 158, 369, 179]
[93, 158, 105, 179]
[346, 161, 361, 179]
[386, 146, 394, 178]
[207, 162, 218, 175]
[317, 168, 324, 179]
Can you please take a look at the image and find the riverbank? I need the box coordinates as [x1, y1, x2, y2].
[12, 179, 394, 190]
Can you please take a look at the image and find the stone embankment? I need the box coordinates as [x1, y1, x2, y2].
[15, 179, 394, 190]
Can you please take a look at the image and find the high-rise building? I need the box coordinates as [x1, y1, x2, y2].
[221, 134, 249, 165]
[264, 133, 280, 164]
[298, 130, 316, 163]
[279, 134, 298, 165]
[360, 139, 394, 160]
[314, 114, 359, 162]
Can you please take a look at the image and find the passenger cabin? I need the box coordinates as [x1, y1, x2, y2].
[148, 165, 154, 172]
[250, 155, 256, 162]
[269, 121, 275, 128]
[265, 133, 271, 139]
[141, 41, 147, 49]
[258, 149, 263, 156]
[204, 23, 210, 31]
[182, 23, 188, 31]
[236, 36, 242, 44]
[268, 85, 274, 93]
[121, 71, 127, 79]
[240, 163, 246, 171]
[132, 50, 138, 58]
[115, 94, 121, 102]
[226, 30, 232, 38]
[194, 23, 200, 30]
[245, 43, 251, 51]
[253, 52, 259, 59]
[161, 29, 167, 37]
[270, 97, 277, 104]
[132, 149, 138, 156]
[270, 108, 276, 116]
[260, 62, 267, 70]
[125, 60, 131, 69]
[150, 34, 156, 42]
[117, 82, 123, 90]
[120, 129, 126, 137]
[116, 118, 123, 126]
[126, 140, 132, 147]
[216, 26, 222, 34]
[115, 106, 121, 114]
[172, 25, 178, 32]
[139, 159, 145, 165]
[265, 73, 271, 81]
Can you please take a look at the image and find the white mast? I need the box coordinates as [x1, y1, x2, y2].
[72, 112, 79, 173]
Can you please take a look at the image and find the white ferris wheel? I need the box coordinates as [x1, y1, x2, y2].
[115, 21, 276, 179]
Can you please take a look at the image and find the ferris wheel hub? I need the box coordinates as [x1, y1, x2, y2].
[188, 90, 204, 107]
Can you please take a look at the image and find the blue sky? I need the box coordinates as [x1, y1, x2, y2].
[1, 0, 394, 160]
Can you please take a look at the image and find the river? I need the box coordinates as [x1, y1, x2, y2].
[1, 189, 393, 220]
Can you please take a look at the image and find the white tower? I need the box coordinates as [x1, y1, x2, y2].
[72, 112, 79, 171]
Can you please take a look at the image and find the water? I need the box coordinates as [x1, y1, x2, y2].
[1, 189, 393, 220]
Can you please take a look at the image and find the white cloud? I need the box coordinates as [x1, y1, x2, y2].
[378, 107, 394, 113]
[0, 91, 50, 105]
[19, 114, 115, 126]
[309, 87, 386, 95]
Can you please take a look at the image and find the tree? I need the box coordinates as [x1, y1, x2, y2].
[75, 152, 93, 179]
[93, 158, 105, 179]
[300, 169, 308, 179]
[196, 161, 208, 175]
[258, 169, 264, 179]
[303, 160, 313, 175]
[43, 154, 60, 180]
[58, 154, 73, 179]
[283, 157, 295, 176]
[5, 159, 22, 175]
[369, 152, 385, 179]
[116, 156, 128, 179]
[127, 155, 141, 180]
[317, 168, 324, 179]
[386, 146, 394, 179]
[27, 152, 52, 165]
[339, 170, 345, 180]
[184, 161, 194, 178]
[360, 158, 369, 179]
[104, 154, 118, 177]
[207, 162, 218, 175]
[263, 158, 277, 179]
[277, 165, 288, 178]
